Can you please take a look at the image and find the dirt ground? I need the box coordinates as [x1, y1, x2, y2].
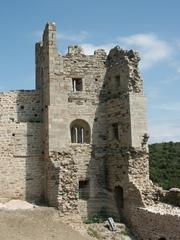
[0, 207, 90, 240]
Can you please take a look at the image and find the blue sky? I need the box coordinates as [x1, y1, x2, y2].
[0, 0, 180, 143]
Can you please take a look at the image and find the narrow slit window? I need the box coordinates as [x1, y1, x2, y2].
[79, 180, 89, 200]
[114, 75, 120, 88]
[72, 78, 83, 91]
[112, 123, 119, 141]
[71, 127, 78, 143]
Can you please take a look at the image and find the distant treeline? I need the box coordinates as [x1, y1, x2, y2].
[149, 142, 180, 190]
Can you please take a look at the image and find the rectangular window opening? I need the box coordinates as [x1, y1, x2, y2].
[79, 180, 89, 200]
[72, 78, 83, 91]
[112, 123, 119, 141]
[114, 75, 121, 88]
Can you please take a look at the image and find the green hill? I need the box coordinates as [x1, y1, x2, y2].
[149, 142, 180, 190]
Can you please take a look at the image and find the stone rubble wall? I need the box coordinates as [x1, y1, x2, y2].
[0, 91, 44, 203]
[46, 151, 79, 215]
[106, 46, 143, 94]
[161, 188, 180, 207]
[128, 205, 180, 240]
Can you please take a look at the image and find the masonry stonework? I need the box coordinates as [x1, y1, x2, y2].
[0, 22, 179, 239]
[0, 91, 43, 202]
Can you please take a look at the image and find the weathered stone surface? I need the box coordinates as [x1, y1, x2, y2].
[162, 188, 180, 207]
[128, 204, 180, 240]
[46, 151, 79, 215]
[0, 91, 43, 203]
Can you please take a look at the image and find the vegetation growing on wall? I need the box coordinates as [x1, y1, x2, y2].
[149, 142, 180, 190]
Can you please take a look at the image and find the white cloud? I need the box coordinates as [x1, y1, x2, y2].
[80, 43, 114, 55]
[149, 122, 180, 143]
[80, 33, 173, 69]
[33, 30, 89, 42]
[57, 31, 88, 42]
[117, 33, 173, 70]
[148, 101, 180, 142]
[34, 30, 174, 71]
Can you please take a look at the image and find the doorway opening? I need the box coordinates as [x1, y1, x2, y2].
[114, 186, 124, 214]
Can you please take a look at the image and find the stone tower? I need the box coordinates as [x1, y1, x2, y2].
[35, 22, 150, 219]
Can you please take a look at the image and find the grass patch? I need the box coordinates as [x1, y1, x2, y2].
[84, 207, 110, 224]
[87, 227, 105, 240]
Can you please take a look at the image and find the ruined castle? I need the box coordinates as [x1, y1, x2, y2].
[0, 23, 179, 239]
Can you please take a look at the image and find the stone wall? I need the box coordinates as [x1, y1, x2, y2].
[161, 188, 180, 207]
[0, 91, 44, 202]
[128, 205, 180, 240]
[45, 151, 79, 214]
[129, 94, 148, 148]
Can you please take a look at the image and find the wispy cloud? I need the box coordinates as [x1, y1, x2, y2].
[80, 33, 173, 70]
[80, 43, 114, 55]
[34, 30, 177, 73]
[117, 33, 173, 70]
[149, 121, 180, 143]
[33, 30, 89, 42]
[57, 31, 89, 42]
[150, 102, 180, 112]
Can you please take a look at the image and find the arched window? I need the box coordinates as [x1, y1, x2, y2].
[70, 119, 90, 144]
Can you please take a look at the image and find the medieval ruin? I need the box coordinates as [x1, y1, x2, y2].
[0, 22, 180, 239]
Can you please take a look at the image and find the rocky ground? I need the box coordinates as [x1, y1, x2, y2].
[146, 202, 180, 216]
[0, 200, 136, 240]
[0, 203, 90, 240]
[85, 222, 136, 240]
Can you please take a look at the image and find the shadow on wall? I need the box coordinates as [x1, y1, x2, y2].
[15, 91, 44, 204]
[85, 69, 121, 221]
[85, 56, 133, 222]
